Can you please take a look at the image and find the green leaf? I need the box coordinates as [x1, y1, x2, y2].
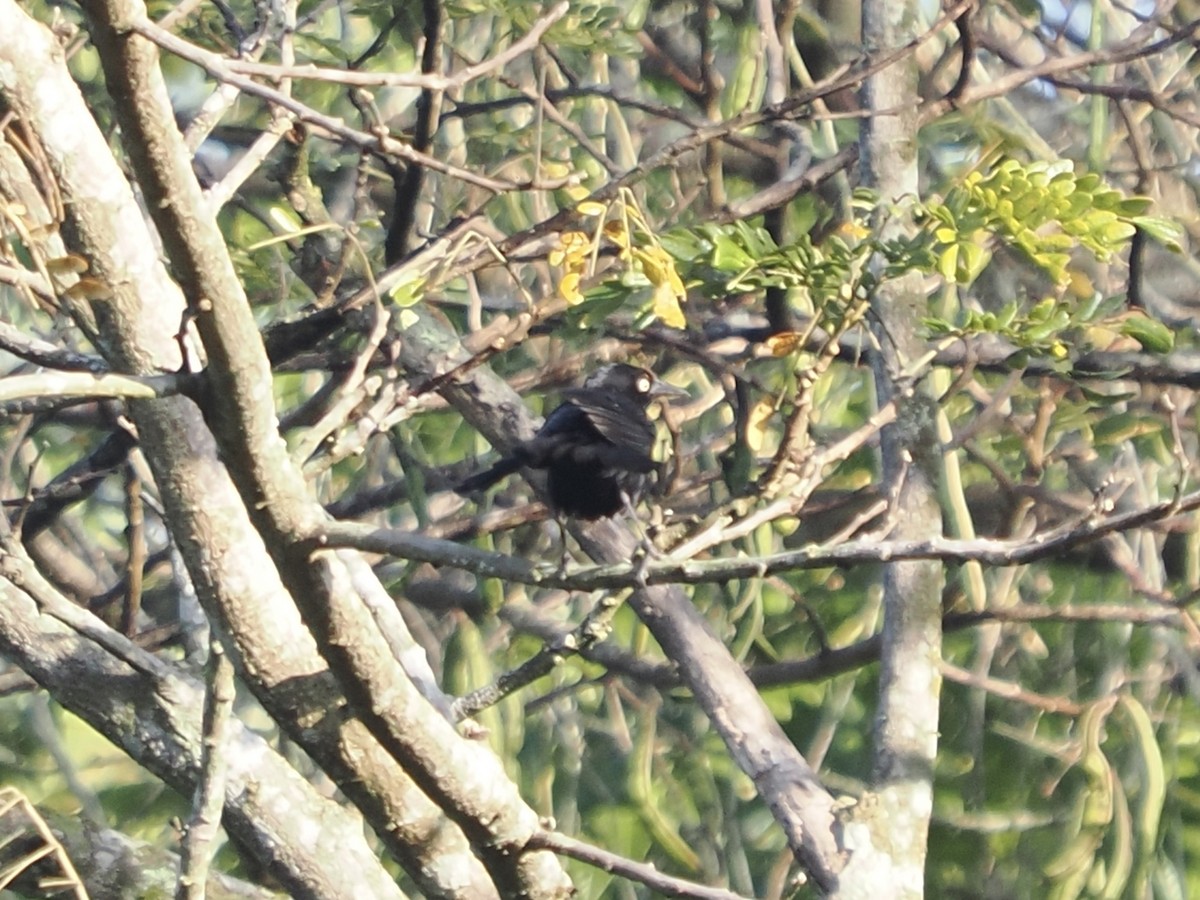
[1029, 297, 1058, 322]
[388, 278, 426, 307]
[1042, 253, 1072, 282]
[659, 228, 710, 260]
[709, 233, 757, 270]
[1131, 216, 1185, 251]
[938, 243, 960, 281]
[1092, 413, 1158, 446]
[1012, 191, 1043, 220]
[1095, 220, 1137, 244]
[956, 240, 990, 284]
[1118, 315, 1174, 353]
[1116, 695, 1165, 893]
[1114, 197, 1151, 216]
[733, 221, 779, 257]
[567, 283, 634, 329]
[1040, 233, 1075, 251]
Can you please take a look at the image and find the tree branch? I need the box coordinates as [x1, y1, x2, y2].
[395, 305, 844, 890]
[139, 2, 568, 92]
[176, 635, 235, 900]
[0, 370, 190, 408]
[0, 542, 401, 898]
[0, 2, 507, 894]
[323, 483, 1200, 590]
[129, 11, 569, 194]
[74, 0, 573, 891]
[530, 829, 755, 900]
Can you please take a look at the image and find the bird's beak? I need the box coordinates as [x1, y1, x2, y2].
[649, 379, 689, 402]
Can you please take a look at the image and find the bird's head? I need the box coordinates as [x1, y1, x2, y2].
[583, 363, 689, 406]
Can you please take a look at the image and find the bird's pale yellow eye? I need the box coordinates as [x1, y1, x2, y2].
[636, 375, 651, 393]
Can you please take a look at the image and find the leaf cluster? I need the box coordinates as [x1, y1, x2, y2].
[925, 159, 1183, 287]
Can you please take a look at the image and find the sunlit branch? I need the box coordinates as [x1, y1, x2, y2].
[0, 371, 190, 409]
[320, 484, 1200, 590]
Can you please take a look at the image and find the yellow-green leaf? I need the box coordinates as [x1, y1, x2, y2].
[651, 280, 686, 328]
[745, 398, 775, 453]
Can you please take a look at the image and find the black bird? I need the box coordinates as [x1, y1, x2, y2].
[455, 364, 688, 520]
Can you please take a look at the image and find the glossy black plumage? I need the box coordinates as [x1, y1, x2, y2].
[455, 364, 686, 520]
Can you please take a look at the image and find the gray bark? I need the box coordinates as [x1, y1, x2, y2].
[840, 0, 945, 896]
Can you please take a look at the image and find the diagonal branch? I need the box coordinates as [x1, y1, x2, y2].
[394, 306, 845, 890]
[72, 0, 574, 892]
[128, 16, 520, 192]
[0, 542, 402, 898]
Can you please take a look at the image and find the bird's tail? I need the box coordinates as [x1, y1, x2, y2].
[454, 455, 523, 495]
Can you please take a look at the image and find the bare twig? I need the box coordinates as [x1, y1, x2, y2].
[128, 18, 525, 193]
[120, 461, 145, 637]
[452, 587, 628, 721]
[0, 788, 88, 900]
[939, 660, 1083, 716]
[431, 0, 977, 285]
[922, 15, 1200, 123]
[529, 829, 755, 900]
[0, 319, 106, 372]
[176, 635, 236, 900]
[204, 115, 295, 211]
[160, 2, 569, 92]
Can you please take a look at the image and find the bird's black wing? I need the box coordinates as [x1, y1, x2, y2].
[456, 386, 659, 497]
[539, 388, 657, 471]
[557, 388, 655, 451]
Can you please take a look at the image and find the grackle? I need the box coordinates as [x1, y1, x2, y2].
[455, 364, 687, 520]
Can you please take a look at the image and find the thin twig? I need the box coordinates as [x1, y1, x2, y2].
[0, 318, 106, 372]
[121, 461, 145, 637]
[129, 18, 526, 193]
[921, 15, 1200, 123]
[0, 788, 88, 900]
[204, 114, 295, 211]
[166, 2, 569, 91]
[452, 587, 629, 721]
[529, 829, 755, 900]
[176, 635, 236, 900]
[939, 660, 1083, 715]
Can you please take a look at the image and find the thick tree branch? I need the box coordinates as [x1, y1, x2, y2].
[0, 3, 507, 895]
[0, 544, 401, 899]
[72, 0, 572, 893]
[849, 1, 943, 893]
